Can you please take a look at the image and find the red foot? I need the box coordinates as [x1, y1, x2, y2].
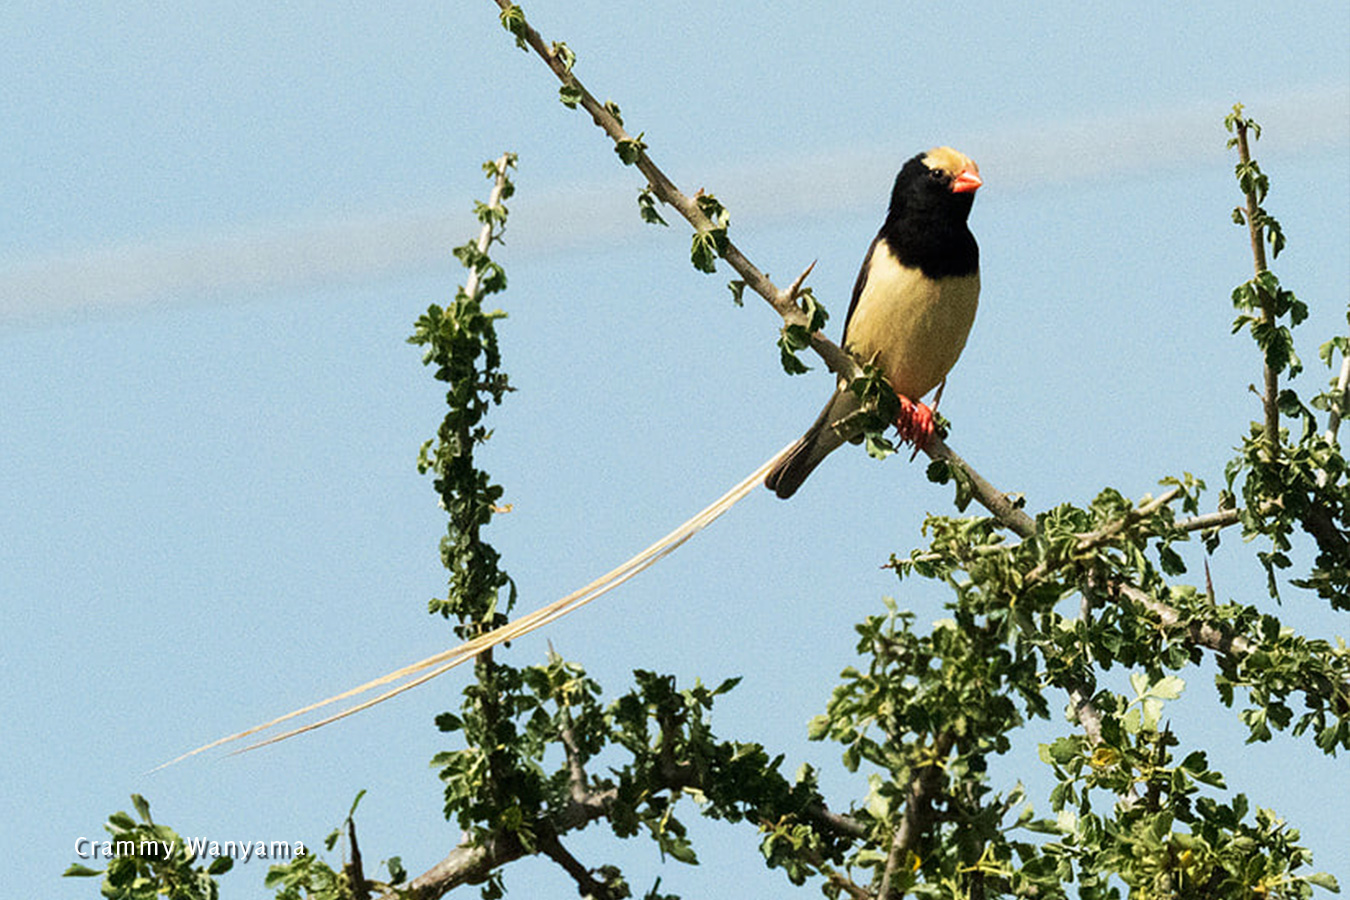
[895, 396, 935, 456]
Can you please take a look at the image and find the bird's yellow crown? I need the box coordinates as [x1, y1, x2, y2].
[923, 146, 979, 178]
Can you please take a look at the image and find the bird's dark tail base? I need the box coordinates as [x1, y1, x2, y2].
[764, 434, 823, 499]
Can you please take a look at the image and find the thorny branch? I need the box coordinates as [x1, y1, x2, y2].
[492, 0, 853, 378]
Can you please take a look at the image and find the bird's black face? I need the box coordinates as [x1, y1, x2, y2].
[888, 147, 981, 224]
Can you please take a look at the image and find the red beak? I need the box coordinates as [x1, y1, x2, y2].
[951, 167, 982, 194]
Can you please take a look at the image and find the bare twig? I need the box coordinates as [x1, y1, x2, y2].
[1174, 506, 1242, 533]
[1067, 679, 1105, 746]
[923, 437, 1036, 537]
[806, 803, 869, 841]
[373, 786, 621, 900]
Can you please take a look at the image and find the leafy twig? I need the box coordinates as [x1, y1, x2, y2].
[1227, 108, 1280, 456]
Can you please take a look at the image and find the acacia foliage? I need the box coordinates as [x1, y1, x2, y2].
[67, 18, 1346, 898]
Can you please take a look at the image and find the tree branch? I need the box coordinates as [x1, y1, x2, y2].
[377, 831, 525, 900]
[344, 817, 370, 900]
[375, 780, 620, 900]
[538, 830, 620, 900]
[805, 802, 869, 841]
[558, 705, 593, 810]
[1118, 580, 1252, 656]
[1326, 350, 1350, 446]
[1232, 119, 1280, 457]
[464, 154, 513, 303]
[877, 731, 955, 899]
[1173, 506, 1242, 533]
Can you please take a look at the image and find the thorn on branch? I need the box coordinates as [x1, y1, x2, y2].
[778, 259, 818, 316]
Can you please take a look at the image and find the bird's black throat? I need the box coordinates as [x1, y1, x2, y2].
[880, 154, 980, 279]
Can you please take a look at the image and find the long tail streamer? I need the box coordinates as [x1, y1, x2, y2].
[154, 442, 794, 770]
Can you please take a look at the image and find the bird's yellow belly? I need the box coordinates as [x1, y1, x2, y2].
[843, 252, 979, 401]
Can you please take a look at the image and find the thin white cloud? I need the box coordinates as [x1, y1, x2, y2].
[2, 86, 1344, 327]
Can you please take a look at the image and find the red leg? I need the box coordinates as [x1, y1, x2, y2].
[895, 394, 936, 455]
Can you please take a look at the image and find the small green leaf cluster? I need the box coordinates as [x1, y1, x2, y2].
[689, 193, 729, 274]
[434, 654, 592, 839]
[260, 852, 345, 900]
[1231, 270, 1307, 377]
[637, 187, 668, 227]
[498, 4, 527, 51]
[63, 794, 231, 900]
[846, 363, 908, 459]
[1195, 596, 1350, 751]
[776, 288, 829, 375]
[1224, 398, 1349, 609]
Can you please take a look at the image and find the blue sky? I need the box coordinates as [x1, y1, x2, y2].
[3, 3, 1348, 898]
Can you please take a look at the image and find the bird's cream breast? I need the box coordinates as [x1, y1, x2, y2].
[843, 247, 979, 401]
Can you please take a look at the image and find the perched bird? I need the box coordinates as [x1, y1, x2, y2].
[765, 146, 982, 499]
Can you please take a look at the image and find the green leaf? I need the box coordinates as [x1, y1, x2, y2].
[637, 188, 668, 226]
[1306, 872, 1340, 890]
[550, 41, 575, 72]
[778, 340, 809, 374]
[498, 4, 528, 50]
[864, 433, 895, 460]
[63, 864, 102, 878]
[131, 793, 152, 823]
[615, 133, 647, 165]
[727, 279, 746, 306]
[691, 230, 721, 273]
[559, 81, 583, 109]
[1152, 675, 1185, 700]
[1041, 737, 1079, 765]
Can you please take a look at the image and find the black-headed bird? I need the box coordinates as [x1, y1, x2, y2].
[765, 146, 982, 499]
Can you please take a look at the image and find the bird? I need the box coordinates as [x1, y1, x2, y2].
[765, 146, 982, 499]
